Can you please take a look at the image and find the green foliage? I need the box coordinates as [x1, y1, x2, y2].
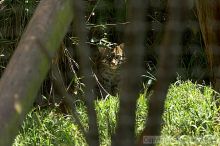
[95, 96, 118, 145]
[160, 80, 220, 145]
[163, 80, 220, 136]
[135, 94, 148, 135]
[14, 81, 220, 145]
[0, 0, 39, 75]
[13, 108, 86, 146]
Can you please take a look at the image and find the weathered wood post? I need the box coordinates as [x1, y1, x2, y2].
[196, 0, 220, 91]
[0, 0, 73, 145]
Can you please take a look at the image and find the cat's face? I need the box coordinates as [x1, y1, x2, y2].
[111, 43, 125, 66]
[98, 43, 125, 67]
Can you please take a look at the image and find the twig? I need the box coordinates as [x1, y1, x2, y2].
[86, 0, 101, 23]
[86, 22, 130, 28]
[51, 65, 87, 138]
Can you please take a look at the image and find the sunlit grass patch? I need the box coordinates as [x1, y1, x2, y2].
[14, 80, 220, 145]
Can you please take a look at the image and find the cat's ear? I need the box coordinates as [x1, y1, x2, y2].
[119, 43, 124, 49]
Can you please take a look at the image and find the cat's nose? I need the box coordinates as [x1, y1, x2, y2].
[111, 59, 118, 66]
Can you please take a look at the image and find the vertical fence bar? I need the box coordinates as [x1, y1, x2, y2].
[112, 0, 148, 146]
[73, 0, 100, 146]
[137, 0, 190, 146]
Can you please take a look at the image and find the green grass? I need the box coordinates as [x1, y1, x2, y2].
[160, 80, 220, 145]
[13, 108, 86, 146]
[13, 80, 220, 145]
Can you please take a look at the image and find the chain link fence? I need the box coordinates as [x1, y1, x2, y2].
[0, 0, 219, 145]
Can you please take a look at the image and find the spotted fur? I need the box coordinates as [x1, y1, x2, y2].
[94, 43, 125, 97]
